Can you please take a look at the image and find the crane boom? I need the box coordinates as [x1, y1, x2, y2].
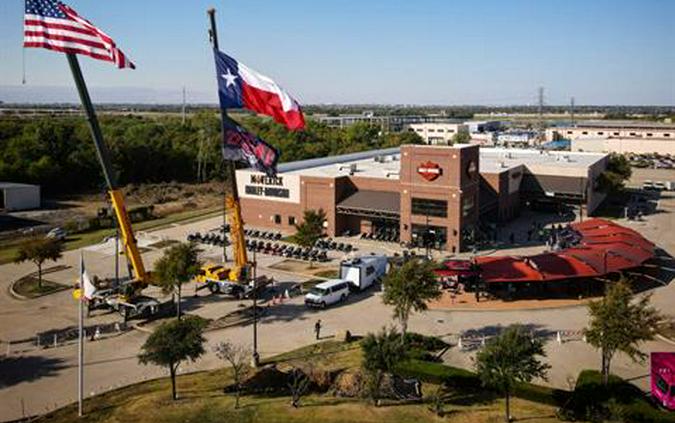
[66, 52, 149, 285]
[109, 189, 147, 282]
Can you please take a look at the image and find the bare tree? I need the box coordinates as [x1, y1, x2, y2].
[287, 362, 314, 408]
[214, 341, 251, 409]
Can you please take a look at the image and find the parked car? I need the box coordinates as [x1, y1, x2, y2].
[46, 227, 67, 241]
[653, 181, 667, 191]
[304, 279, 350, 308]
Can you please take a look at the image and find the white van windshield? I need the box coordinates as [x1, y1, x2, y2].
[309, 287, 328, 296]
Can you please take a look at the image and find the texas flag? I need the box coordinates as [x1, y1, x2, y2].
[214, 50, 305, 130]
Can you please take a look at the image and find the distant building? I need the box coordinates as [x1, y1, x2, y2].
[496, 130, 538, 147]
[548, 121, 675, 155]
[546, 121, 675, 141]
[464, 120, 503, 133]
[314, 112, 447, 132]
[571, 137, 675, 155]
[0, 182, 41, 211]
[406, 121, 469, 145]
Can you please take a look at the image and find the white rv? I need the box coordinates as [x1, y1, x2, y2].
[340, 255, 388, 291]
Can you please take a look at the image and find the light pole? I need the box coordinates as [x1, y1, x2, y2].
[251, 247, 259, 367]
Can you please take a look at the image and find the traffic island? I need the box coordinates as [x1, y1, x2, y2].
[10, 275, 70, 299]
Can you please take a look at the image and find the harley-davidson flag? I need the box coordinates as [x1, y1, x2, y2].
[214, 49, 305, 130]
[222, 117, 280, 177]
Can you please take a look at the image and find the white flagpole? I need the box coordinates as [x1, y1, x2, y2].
[78, 252, 84, 417]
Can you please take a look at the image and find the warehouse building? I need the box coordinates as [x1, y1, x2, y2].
[546, 121, 675, 141]
[0, 182, 41, 211]
[546, 121, 675, 154]
[236, 145, 607, 252]
[570, 137, 675, 155]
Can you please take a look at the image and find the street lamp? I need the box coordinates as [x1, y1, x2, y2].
[251, 247, 259, 367]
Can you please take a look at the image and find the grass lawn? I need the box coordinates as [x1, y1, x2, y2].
[0, 207, 221, 265]
[35, 340, 561, 423]
[12, 276, 69, 298]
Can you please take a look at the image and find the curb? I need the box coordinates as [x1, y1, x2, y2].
[656, 334, 675, 346]
[428, 301, 589, 313]
[8, 277, 70, 301]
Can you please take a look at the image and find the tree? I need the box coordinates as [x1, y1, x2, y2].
[293, 209, 326, 248]
[214, 342, 251, 409]
[598, 154, 632, 193]
[14, 237, 63, 289]
[451, 129, 471, 144]
[584, 279, 661, 385]
[381, 259, 441, 340]
[475, 325, 550, 423]
[154, 242, 202, 320]
[361, 327, 405, 405]
[138, 316, 207, 400]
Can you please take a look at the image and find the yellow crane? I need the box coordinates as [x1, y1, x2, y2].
[67, 52, 156, 319]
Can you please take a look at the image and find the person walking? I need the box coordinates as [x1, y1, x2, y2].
[314, 319, 322, 340]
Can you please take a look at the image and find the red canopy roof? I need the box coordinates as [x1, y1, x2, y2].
[446, 218, 657, 284]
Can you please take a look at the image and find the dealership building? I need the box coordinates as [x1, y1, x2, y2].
[236, 145, 608, 253]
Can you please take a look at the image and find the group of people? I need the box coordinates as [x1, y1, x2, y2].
[545, 223, 578, 251]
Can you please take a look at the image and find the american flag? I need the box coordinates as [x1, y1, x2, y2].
[24, 0, 135, 69]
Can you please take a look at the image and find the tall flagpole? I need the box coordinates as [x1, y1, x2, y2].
[78, 252, 84, 417]
[208, 8, 257, 367]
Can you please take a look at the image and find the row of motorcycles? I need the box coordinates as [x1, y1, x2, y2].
[244, 229, 283, 241]
[246, 240, 329, 262]
[360, 228, 400, 243]
[186, 232, 230, 246]
[314, 238, 354, 252]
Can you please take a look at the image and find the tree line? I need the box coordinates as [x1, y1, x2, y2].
[0, 113, 421, 196]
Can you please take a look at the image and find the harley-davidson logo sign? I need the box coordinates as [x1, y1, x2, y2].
[417, 161, 442, 181]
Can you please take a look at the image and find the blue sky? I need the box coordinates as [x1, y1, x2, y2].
[1, 0, 673, 105]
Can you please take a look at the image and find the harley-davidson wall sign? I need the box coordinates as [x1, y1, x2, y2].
[417, 161, 442, 181]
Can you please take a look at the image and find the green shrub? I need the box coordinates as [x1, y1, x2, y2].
[396, 360, 565, 406]
[561, 370, 675, 423]
[396, 359, 478, 388]
[403, 332, 449, 352]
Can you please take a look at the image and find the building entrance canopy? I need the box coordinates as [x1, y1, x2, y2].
[337, 190, 400, 220]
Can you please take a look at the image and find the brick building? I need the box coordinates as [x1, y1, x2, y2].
[236, 144, 607, 252]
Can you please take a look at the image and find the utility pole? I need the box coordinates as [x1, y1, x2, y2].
[570, 96, 575, 126]
[181, 86, 187, 125]
[537, 86, 544, 119]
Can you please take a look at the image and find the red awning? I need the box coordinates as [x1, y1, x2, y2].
[471, 218, 656, 284]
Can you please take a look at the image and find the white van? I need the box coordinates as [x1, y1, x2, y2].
[304, 279, 350, 308]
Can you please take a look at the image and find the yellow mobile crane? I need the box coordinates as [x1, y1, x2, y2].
[68, 53, 159, 320]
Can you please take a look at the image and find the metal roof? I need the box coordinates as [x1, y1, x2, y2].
[0, 182, 39, 189]
[337, 190, 400, 214]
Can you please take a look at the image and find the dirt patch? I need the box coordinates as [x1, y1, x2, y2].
[12, 276, 69, 299]
[148, 239, 179, 249]
[269, 259, 337, 277]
